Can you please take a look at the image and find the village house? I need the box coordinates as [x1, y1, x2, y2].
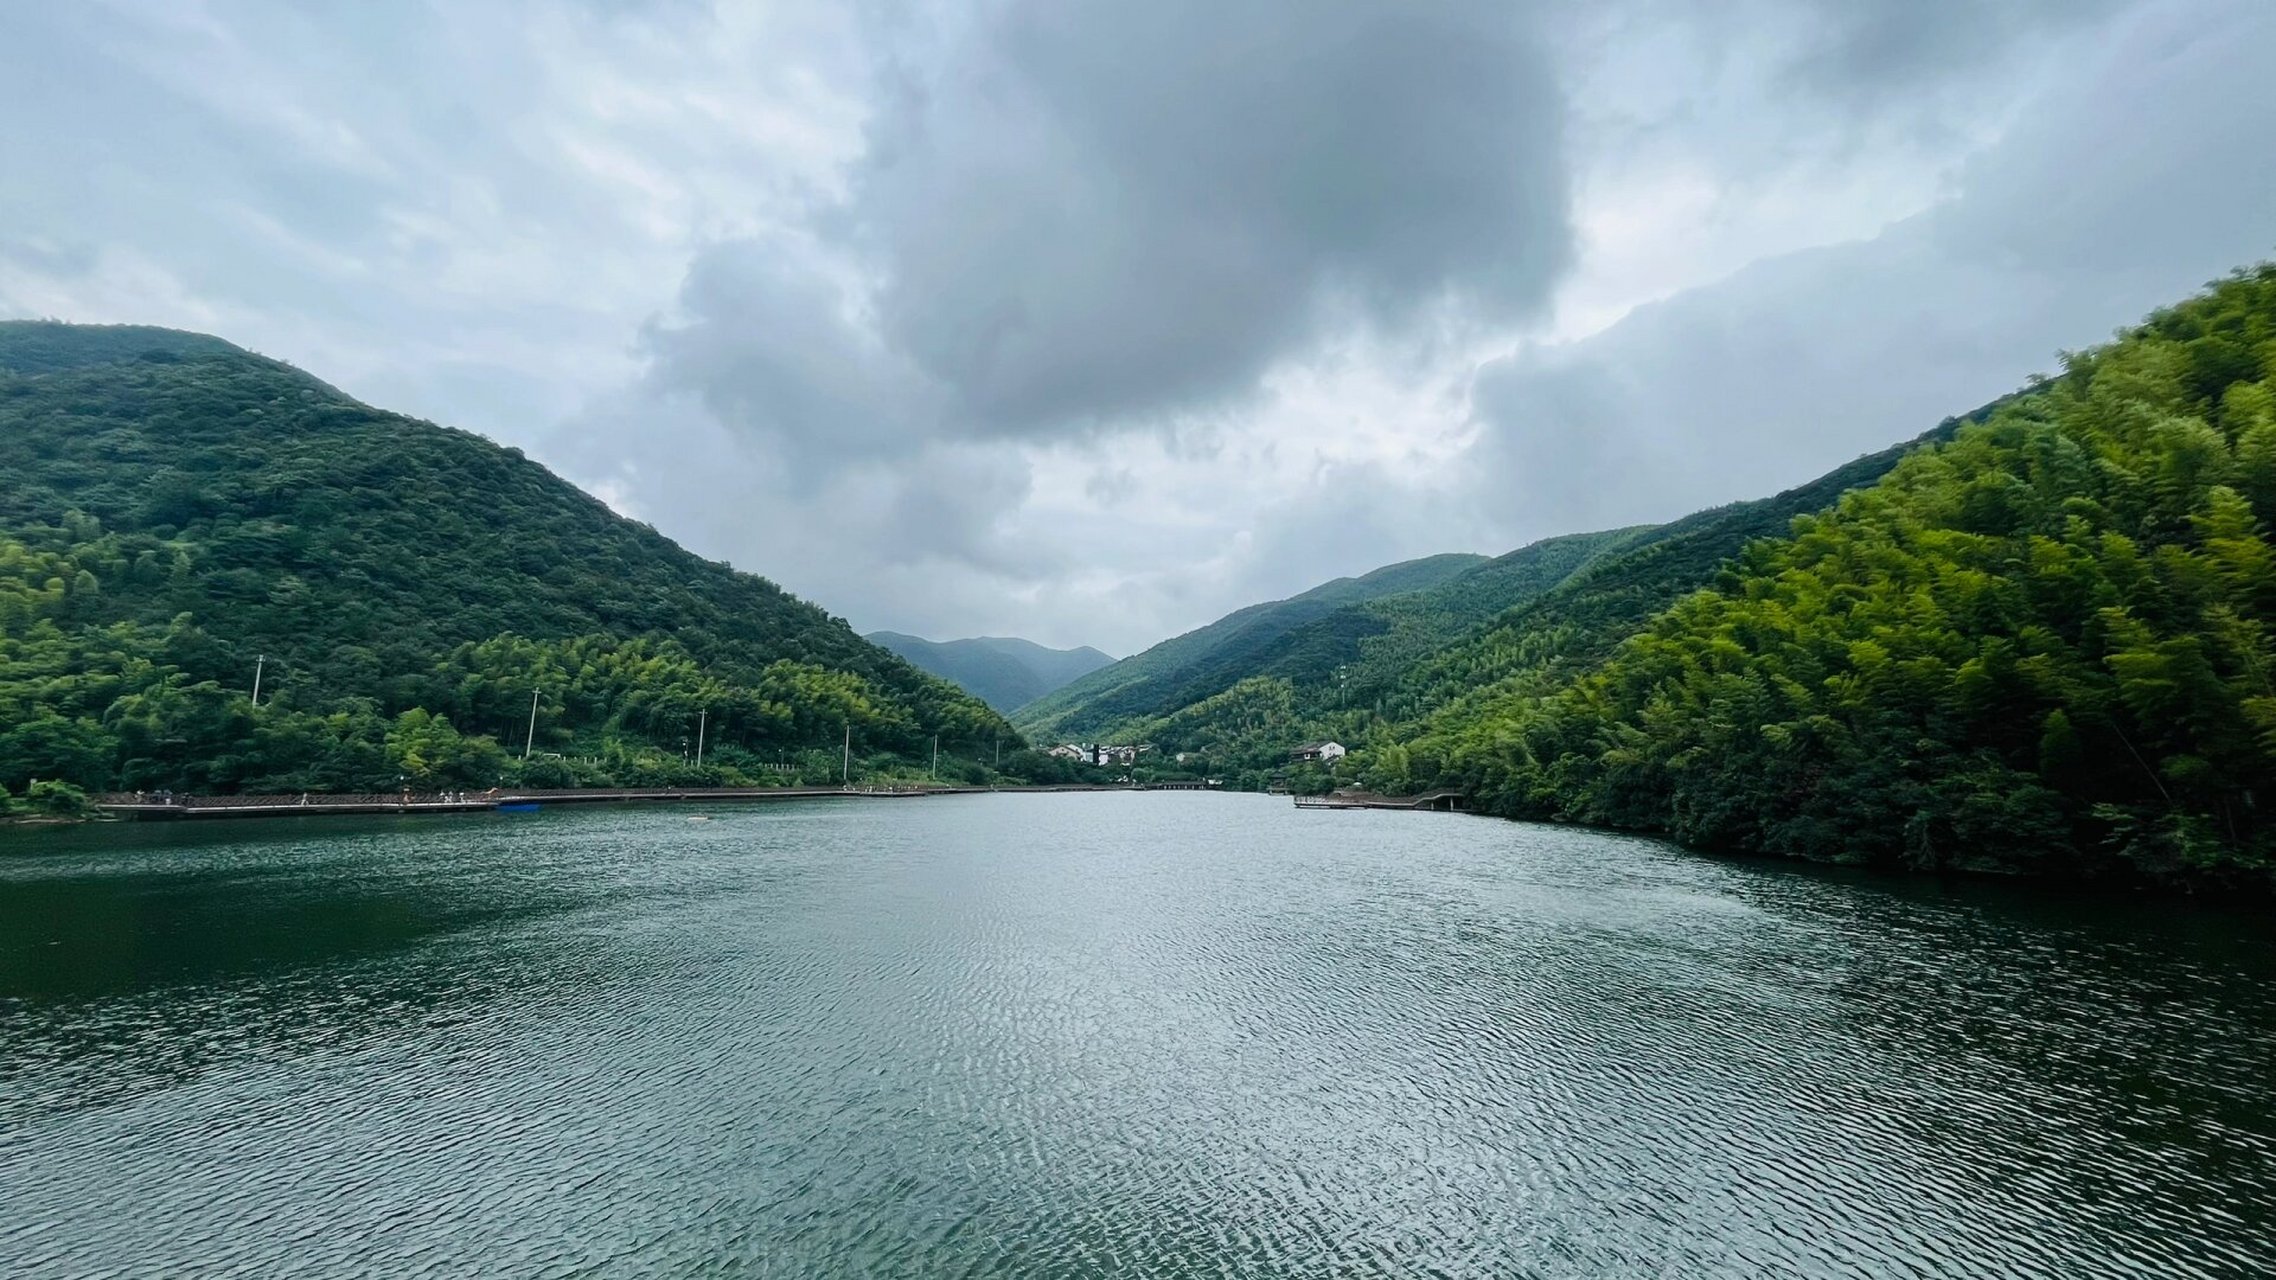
[1289, 741, 1346, 764]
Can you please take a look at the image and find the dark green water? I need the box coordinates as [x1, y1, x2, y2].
[2, 793, 2272, 1277]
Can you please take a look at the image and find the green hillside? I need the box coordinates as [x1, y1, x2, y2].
[866, 632, 1114, 713]
[0, 322, 1015, 805]
[1074, 387, 1978, 790]
[1011, 551, 1490, 741]
[1188, 526, 1661, 723]
[0, 323, 242, 375]
[1364, 421, 1973, 732]
[1377, 268, 2276, 886]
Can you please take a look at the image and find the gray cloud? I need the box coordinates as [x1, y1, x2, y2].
[862, 0, 1570, 431]
[1464, 0, 2276, 546]
[1781, 0, 2133, 104]
[643, 234, 940, 475]
[597, 0, 1580, 647]
[586, 0, 2252, 651]
[655, 0, 1569, 451]
[0, 236, 98, 281]
[0, 1, 858, 448]
[852, 443, 1046, 577]
[7, 0, 2269, 656]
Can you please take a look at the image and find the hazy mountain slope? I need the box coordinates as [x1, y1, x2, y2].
[1143, 527, 1655, 725]
[866, 631, 1114, 712]
[1011, 551, 1489, 741]
[1107, 425, 1979, 788]
[979, 636, 1118, 694]
[0, 322, 1011, 795]
[1374, 420, 1973, 728]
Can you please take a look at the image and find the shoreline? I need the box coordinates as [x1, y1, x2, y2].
[77, 782, 1218, 823]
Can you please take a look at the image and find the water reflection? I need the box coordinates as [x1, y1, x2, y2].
[1, 796, 2270, 1277]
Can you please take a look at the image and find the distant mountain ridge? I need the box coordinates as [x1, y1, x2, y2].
[865, 632, 1114, 713]
[1039, 424, 1959, 783]
[1011, 551, 1497, 741]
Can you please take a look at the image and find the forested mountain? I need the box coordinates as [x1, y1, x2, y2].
[1384, 268, 2276, 886]
[1013, 552, 1491, 741]
[0, 322, 1016, 805]
[1020, 531, 1676, 759]
[1031, 269, 2276, 889]
[865, 632, 1114, 713]
[1062, 349, 2012, 792]
[1347, 422, 1970, 741]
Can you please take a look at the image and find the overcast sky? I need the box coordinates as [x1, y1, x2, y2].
[5, 1, 2273, 654]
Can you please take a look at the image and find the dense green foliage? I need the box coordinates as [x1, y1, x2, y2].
[1015, 527, 1682, 783]
[1014, 551, 1493, 741]
[1050, 377, 1971, 789]
[1393, 269, 2276, 886]
[0, 323, 1017, 796]
[1012, 546, 1643, 743]
[0, 324, 241, 376]
[866, 632, 1114, 713]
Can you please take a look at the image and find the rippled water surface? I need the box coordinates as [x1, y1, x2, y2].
[4, 793, 2274, 1277]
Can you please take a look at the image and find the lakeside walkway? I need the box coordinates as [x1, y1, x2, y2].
[91, 782, 1198, 821]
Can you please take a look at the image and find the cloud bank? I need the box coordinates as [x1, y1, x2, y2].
[5, 0, 2274, 651]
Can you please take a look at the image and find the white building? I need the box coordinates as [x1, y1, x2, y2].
[1289, 741, 1346, 764]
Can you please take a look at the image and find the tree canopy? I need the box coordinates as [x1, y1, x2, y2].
[1395, 268, 2276, 887]
[0, 323, 1018, 799]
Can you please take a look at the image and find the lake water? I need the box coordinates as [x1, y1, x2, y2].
[3, 793, 2272, 1277]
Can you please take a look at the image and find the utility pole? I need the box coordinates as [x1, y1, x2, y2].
[842, 723, 851, 784]
[695, 709, 707, 765]
[931, 734, 938, 781]
[524, 688, 540, 760]
[250, 654, 266, 707]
